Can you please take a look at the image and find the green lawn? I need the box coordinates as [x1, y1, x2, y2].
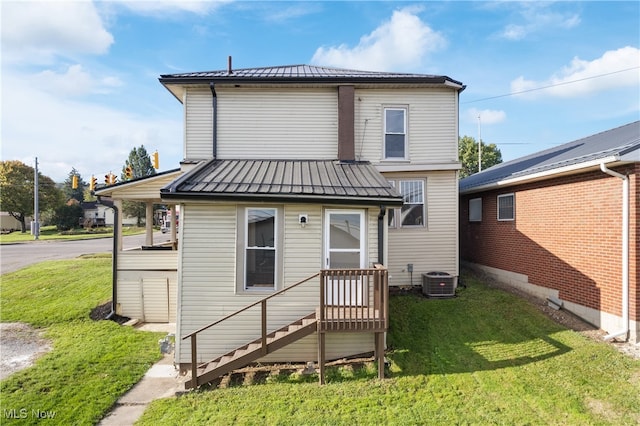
[0, 225, 147, 244]
[138, 273, 640, 425]
[0, 255, 163, 425]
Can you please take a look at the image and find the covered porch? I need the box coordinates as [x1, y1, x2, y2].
[94, 169, 182, 323]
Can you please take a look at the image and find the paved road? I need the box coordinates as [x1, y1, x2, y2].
[0, 232, 171, 274]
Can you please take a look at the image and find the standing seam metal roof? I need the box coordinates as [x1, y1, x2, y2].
[161, 159, 403, 205]
[459, 121, 640, 193]
[159, 64, 464, 87]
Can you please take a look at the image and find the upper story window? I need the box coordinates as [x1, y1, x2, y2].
[384, 107, 407, 159]
[469, 198, 482, 222]
[497, 194, 515, 221]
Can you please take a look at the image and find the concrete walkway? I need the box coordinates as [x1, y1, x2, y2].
[99, 323, 186, 426]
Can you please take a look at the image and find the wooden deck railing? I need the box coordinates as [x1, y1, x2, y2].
[319, 265, 389, 332]
[182, 265, 389, 387]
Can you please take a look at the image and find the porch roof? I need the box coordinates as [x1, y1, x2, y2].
[94, 169, 182, 202]
[160, 159, 403, 206]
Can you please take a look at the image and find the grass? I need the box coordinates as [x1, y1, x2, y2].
[138, 273, 640, 425]
[0, 255, 163, 425]
[0, 225, 147, 244]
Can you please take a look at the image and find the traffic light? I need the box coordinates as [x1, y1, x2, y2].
[72, 175, 78, 189]
[105, 174, 110, 185]
[125, 166, 133, 179]
[90, 176, 97, 191]
[152, 151, 159, 169]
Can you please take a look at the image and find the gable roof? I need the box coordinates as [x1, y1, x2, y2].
[460, 121, 640, 194]
[161, 159, 403, 206]
[159, 64, 464, 100]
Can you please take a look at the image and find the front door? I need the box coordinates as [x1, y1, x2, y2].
[324, 210, 366, 305]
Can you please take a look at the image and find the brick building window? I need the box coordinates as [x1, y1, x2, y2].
[497, 194, 514, 221]
[469, 198, 482, 222]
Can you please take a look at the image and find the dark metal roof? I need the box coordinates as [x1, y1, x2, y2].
[159, 64, 464, 88]
[460, 121, 640, 193]
[161, 159, 403, 206]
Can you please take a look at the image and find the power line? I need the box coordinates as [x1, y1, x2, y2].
[462, 66, 639, 104]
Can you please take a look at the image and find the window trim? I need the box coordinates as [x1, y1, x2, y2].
[469, 197, 482, 222]
[497, 193, 515, 221]
[383, 106, 408, 160]
[236, 206, 284, 294]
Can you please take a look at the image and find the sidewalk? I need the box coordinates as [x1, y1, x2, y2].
[99, 324, 186, 426]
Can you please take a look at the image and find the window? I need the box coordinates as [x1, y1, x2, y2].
[384, 107, 407, 159]
[245, 208, 276, 290]
[497, 194, 514, 221]
[469, 198, 482, 222]
[399, 180, 424, 226]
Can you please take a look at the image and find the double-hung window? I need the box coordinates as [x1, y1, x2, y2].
[384, 107, 407, 159]
[469, 198, 482, 222]
[245, 208, 277, 290]
[387, 179, 425, 228]
[497, 194, 515, 221]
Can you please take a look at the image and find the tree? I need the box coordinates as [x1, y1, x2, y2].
[458, 136, 503, 179]
[63, 167, 86, 203]
[53, 200, 84, 231]
[0, 160, 64, 232]
[121, 145, 157, 226]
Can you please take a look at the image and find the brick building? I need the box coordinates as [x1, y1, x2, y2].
[459, 121, 639, 343]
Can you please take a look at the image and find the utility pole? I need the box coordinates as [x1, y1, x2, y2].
[477, 115, 482, 172]
[33, 157, 40, 240]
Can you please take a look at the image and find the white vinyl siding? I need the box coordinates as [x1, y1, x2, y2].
[385, 171, 458, 285]
[355, 88, 458, 164]
[184, 87, 214, 160]
[216, 88, 337, 159]
[176, 203, 380, 365]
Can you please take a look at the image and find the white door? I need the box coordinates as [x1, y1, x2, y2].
[324, 210, 366, 305]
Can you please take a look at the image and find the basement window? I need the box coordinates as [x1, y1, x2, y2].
[497, 194, 514, 221]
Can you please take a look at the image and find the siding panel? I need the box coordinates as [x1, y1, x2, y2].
[185, 87, 214, 160]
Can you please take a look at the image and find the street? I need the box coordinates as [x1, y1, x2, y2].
[0, 232, 171, 274]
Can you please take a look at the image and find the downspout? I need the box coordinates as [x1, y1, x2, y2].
[98, 197, 119, 320]
[599, 163, 629, 341]
[377, 206, 386, 265]
[210, 82, 217, 159]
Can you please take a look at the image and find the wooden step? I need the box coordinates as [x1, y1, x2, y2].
[186, 313, 318, 389]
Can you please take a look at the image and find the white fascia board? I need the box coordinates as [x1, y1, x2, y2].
[460, 156, 619, 195]
[376, 162, 461, 172]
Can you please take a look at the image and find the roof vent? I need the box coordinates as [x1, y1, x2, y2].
[228, 56, 233, 74]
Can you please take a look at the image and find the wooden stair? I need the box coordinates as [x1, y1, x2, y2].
[186, 313, 317, 389]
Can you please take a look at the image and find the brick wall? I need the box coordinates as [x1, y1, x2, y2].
[460, 164, 638, 323]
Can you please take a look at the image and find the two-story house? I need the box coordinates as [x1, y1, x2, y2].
[96, 62, 464, 387]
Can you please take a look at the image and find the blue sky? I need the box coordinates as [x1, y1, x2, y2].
[2, 1, 639, 182]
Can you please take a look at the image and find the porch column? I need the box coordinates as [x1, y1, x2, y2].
[145, 202, 153, 246]
[170, 205, 177, 244]
[114, 199, 123, 252]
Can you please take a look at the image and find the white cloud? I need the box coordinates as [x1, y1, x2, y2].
[1, 71, 181, 182]
[116, 0, 231, 16]
[311, 7, 446, 72]
[511, 46, 640, 98]
[467, 108, 506, 125]
[1, 0, 114, 65]
[30, 64, 124, 97]
[499, 3, 581, 41]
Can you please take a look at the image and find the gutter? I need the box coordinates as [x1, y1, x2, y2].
[210, 82, 217, 159]
[98, 197, 119, 320]
[599, 162, 629, 341]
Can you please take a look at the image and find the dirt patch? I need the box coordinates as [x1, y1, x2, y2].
[0, 322, 51, 380]
[89, 301, 131, 325]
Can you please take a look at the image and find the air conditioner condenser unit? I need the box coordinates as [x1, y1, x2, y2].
[422, 272, 457, 298]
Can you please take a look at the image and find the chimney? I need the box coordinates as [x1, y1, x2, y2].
[228, 56, 233, 74]
[338, 85, 355, 162]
